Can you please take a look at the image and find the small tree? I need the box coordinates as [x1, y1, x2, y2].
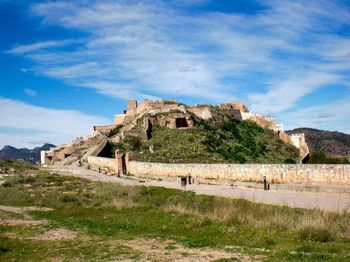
[309, 150, 327, 164]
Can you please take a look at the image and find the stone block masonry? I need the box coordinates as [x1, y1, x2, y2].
[128, 161, 350, 185]
[87, 156, 117, 172]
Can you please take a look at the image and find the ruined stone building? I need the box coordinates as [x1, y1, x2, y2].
[41, 99, 309, 168]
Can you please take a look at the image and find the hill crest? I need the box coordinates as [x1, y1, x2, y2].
[41, 99, 308, 165]
[286, 127, 350, 158]
[0, 143, 55, 163]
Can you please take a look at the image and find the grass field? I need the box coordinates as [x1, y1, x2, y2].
[1, 161, 350, 261]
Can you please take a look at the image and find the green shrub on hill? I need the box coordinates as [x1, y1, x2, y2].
[307, 150, 349, 164]
[108, 124, 123, 137]
[0, 160, 37, 170]
[113, 115, 299, 164]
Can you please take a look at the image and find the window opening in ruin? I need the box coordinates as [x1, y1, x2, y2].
[175, 118, 189, 128]
[146, 119, 153, 139]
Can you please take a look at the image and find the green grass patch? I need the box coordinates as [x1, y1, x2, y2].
[0, 236, 139, 261]
[0, 168, 350, 261]
[0, 160, 38, 171]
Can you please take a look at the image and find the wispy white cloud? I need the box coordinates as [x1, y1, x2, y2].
[24, 88, 37, 97]
[0, 131, 67, 149]
[0, 97, 110, 148]
[8, 39, 76, 54]
[80, 81, 158, 101]
[24, 1, 238, 101]
[248, 71, 342, 113]
[169, 0, 208, 7]
[7, 0, 350, 132]
[283, 95, 350, 134]
[41, 62, 106, 79]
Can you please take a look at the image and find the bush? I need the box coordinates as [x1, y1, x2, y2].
[0, 160, 37, 170]
[2, 174, 36, 187]
[115, 117, 300, 164]
[61, 194, 79, 203]
[108, 125, 123, 137]
[284, 158, 297, 164]
[126, 136, 141, 151]
[298, 226, 333, 243]
[308, 150, 349, 164]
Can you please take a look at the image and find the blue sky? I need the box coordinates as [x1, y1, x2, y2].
[0, 0, 350, 148]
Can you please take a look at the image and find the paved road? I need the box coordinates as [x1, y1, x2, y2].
[47, 165, 350, 213]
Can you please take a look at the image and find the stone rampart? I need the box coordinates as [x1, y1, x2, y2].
[128, 161, 350, 185]
[87, 156, 117, 172]
[114, 114, 126, 125]
[220, 102, 249, 112]
[188, 106, 213, 119]
[93, 125, 115, 135]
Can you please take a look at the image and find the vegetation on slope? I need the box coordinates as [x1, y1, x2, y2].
[0, 160, 38, 170]
[308, 150, 349, 164]
[286, 127, 350, 158]
[108, 124, 123, 137]
[113, 115, 300, 164]
[0, 163, 350, 261]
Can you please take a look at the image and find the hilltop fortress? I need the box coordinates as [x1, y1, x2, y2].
[41, 99, 350, 186]
[41, 98, 309, 166]
[107, 99, 308, 160]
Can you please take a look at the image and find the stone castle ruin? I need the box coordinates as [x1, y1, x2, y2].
[41, 98, 309, 167]
[40, 99, 350, 186]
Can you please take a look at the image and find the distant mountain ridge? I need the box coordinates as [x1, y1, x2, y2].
[0, 143, 55, 163]
[286, 128, 350, 158]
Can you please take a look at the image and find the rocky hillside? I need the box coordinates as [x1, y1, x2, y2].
[0, 143, 55, 163]
[286, 128, 350, 158]
[113, 113, 300, 164]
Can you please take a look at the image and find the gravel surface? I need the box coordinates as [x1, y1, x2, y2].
[47, 165, 350, 213]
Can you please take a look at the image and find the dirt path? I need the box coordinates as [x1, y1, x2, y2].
[1, 204, 256, 261]
[0, 205, 52, 226]
[118, 237, 255, 262]
[47, 166, 350, 213]
[0, 205, 53, 214]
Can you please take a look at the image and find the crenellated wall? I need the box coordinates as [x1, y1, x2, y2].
[128, 161, 350, 185]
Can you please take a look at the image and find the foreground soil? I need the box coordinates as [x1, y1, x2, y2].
[1, 204, 250, 261]
[1, 162, 350, 261]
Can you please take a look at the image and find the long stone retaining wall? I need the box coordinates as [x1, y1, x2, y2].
[87, 156, 117, 172]
[128, 161, 350, 185]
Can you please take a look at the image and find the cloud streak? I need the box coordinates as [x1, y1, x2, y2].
[8, 39, 76, 54]
[24, 88, 37, 97]
[0, 97, 109, 148]
[282, 95, 350, 134]
[6, 0, 350, 132]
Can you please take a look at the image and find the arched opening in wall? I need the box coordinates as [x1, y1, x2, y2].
[175, 118, 189, 128]
[302, 153, 310, 164]
[97, 142, 114, 158]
